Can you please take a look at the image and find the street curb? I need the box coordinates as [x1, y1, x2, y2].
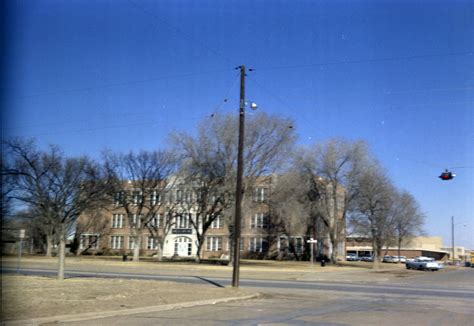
[2, 293, 261, 326]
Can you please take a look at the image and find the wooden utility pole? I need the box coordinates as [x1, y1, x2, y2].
[451, 216, 455, 265]
[232, 65, 246, 288]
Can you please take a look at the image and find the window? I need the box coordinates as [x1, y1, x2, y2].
[149, 214, 161, 228]
[114, 192, 124, 206]
[132, 191, 142, 205]
[176, 189, 183, 203]
[177, 214, 190, 229]
[295, 237, 304, 254]
[150, 191, 160, 206]
[80, 235, 99, 249]
[251, 213, 268, 228]
[278, 236, 288, 251]
[131, 214, 142, 228]
[111, 236, 123, 249]
[211, 215, 222, 229]
[112, 214, 124, 228]
[206, 236, 222, 251]
[253, 187, 269, 202]
[129, 237, 136, 249]
[249, 237, 269, 253]
[147, 237, 158, 250]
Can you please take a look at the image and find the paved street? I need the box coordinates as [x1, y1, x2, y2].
[4, 258, 473, 326]
[43, 268, 473, 326]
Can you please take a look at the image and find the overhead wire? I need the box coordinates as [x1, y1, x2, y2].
[126, 0, 234, 66]
[11, 68, 234, 100]
[253, 51, 473, 71]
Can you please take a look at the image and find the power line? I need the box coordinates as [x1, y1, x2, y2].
[126, 0, 234, 66]
[253, 51, 473, 72]
[6, 115, 209, 138]
[11, 68, 234, 100]
[385, 86, 474, 95]
[248, 76, 298, 113]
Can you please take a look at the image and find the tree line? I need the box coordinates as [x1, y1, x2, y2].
[1, 112, 424, 278]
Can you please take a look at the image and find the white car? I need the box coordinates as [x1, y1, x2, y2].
[406, 257, 441, 271]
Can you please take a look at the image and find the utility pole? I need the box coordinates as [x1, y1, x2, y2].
[451, 216, 455, 265]
[232, 65, 246, 288]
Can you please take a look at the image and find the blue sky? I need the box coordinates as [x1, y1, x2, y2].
[2, 0, 473, 248]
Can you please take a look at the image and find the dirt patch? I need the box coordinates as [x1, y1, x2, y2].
[1, 275, 251, 321]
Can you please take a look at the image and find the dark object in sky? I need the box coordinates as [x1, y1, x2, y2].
[439, 169, 455, 180]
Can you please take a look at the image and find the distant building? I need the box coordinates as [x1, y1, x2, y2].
[345, 236, 449, 261]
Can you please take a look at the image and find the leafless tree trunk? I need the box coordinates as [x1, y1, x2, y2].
[296, 139, 370, 263]
[350, 164, 395, 270]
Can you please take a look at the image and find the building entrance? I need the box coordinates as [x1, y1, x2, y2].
[174, 237, 192, 256]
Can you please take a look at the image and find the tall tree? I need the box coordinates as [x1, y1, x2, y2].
[103, 150, 177, 262]
[4, 138, 107, 279]
[350, 164, 395, 269]
[391, 190, 425, 261]
[171, 112, 295, 262]
[296, 138, 370, 263]
[268, 172, 311, 260]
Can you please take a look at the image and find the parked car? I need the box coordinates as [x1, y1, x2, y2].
[346, 253, 360, 261]
[360, 256, 373, 262]
[406, 257, 441, 271]
[382, 255, 397, 263]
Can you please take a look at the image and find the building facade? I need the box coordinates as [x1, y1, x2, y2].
[77, 176, 346, 261]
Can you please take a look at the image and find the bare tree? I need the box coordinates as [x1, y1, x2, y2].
[4, 138, 107, 279]
[171, 112, 295, 262]
[350, 163, 395, 269]
[296, 138, 370, 263]
[391, 190, 425, 261]
[103, 150, 177, 262]
[1, 155, 15, 220]
[268, 172, 311, 260]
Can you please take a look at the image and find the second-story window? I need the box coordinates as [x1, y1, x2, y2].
[177, 214, 190, 229]
[131, 214, 142, 228]
[253, 188, 269, 203]
[112, 214, 124, 228]
[149, 214, 161, 228]
[211, 215, 222, 229]
[251, 213, 268, 228]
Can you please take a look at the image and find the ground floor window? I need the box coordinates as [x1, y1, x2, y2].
[249, 237, 269, 253]
[111, 236, 124, 249]
[206, 236, 222, 251]
[147, 237, 158, 250]
[129, 237, 136, 250]
[80, 234, 100, 250]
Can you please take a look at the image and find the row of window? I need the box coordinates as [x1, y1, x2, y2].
[114, 187, 270, 206]
[111, 213, 268, 229]
[110, 235, 160, 250]
[84, 233, 305, 255]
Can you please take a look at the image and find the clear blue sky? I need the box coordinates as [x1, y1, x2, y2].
[2, 0, 473, 248]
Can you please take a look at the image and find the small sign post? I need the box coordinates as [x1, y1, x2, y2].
[307, 238, 318, 267]
[17, 229, 25, 273]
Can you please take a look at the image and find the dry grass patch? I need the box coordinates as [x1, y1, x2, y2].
[1, 275, 250, 321]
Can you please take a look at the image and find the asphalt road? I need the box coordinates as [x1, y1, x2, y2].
[3, 267, 474, 325]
